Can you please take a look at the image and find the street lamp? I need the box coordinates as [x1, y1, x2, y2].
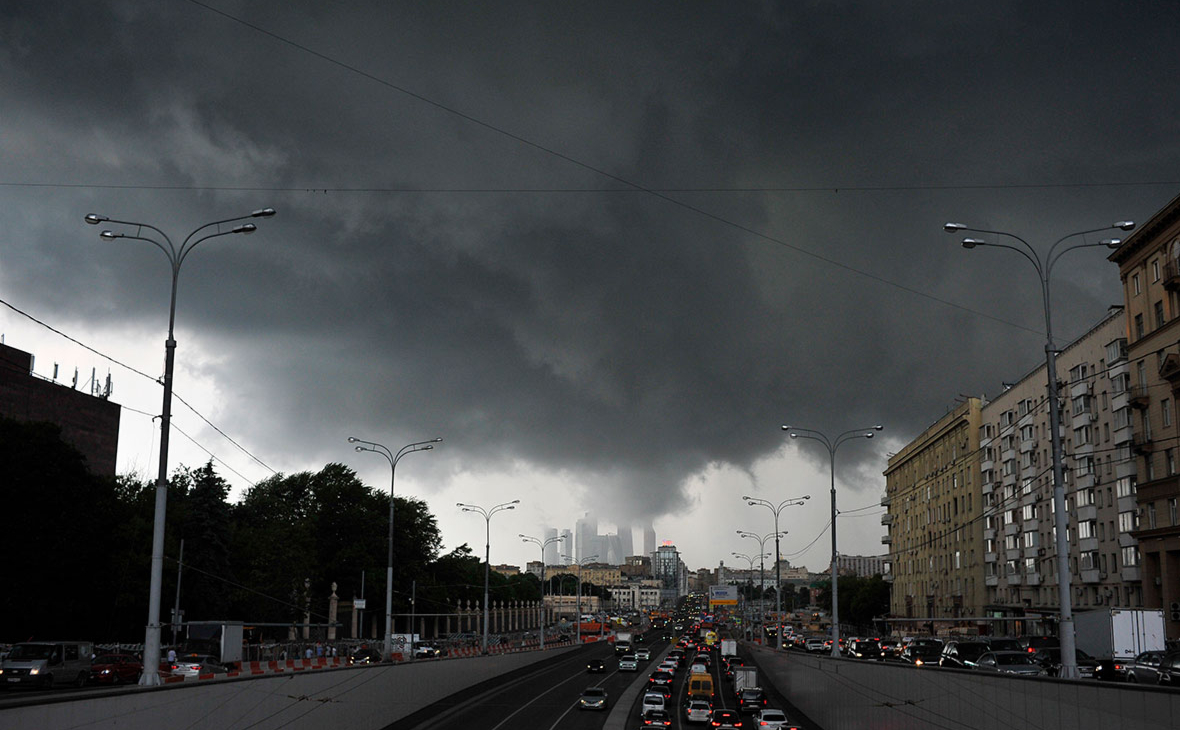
[732, 551, 768, 637]
[458, 500, 519, 654]
[88, 207, 275, 685]
[349, 436, 441, 660]
[947, 218, 1134, 678]
[743, 494, 810, 650]
[520, 533, 565, 650]
[736, 529, 783, 646]
[784, 424, 882, 658]
[562, 554, 599, 644]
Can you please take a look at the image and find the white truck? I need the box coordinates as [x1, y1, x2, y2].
[1074, 608, 1166, 663]
[732, 665, 758, 695]
[720, 639, 737, 658]
[615, 631, 633, 656]
[185, 621, 244, 667]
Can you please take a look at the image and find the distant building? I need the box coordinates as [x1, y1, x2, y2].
[643, 523, 656, 557]
[621, 555, 651, 579]
[490, 564, 520, 576]
[0, 342, 120, 476]
[654, 543, 686, 602]
[560, 530, 573, 563]
[835, 554, 888, 578]
[543, 528, 560, 565]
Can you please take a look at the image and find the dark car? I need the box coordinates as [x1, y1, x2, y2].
[710, 708, 743, 728]
[975, 651, 1045, 676]
[984, 638, 1023, 653]
[1156, 651, 1180, 686]
[578, 686, 608, 710]
[1124, 650, 1166, 684]
[586, 658, 606, 673]
[90, 653, 143, 684]
[349, 646, 382, 664]
[640, 709, 672, 726]
[903, 643, 943, 666]
[1033, 648, 1099, 679]
[939, 641, 991, 669]
[1019, 635, 1059, 659]
[848, 638, 887, 660]
[738, 687, 767, 713]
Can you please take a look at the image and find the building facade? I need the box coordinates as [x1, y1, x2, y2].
[0, 343, 121, 476]
[835, 554, 889, 578]
[883, 398, 985, 621]
[1109, 191, 1180, 638]
[978, 308, 1144, 623]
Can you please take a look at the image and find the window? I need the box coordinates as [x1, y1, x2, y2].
[1078, 520, 1097, 539]
[1148, 503, 1157, 529]
[1118, 511, 1138, 533]
[1135, 313, 1145, 339]
[1116, 476, 1135, 498]
[1170, 449, 1177, 476]
[1164, 399, 1172, 427]
[1023, 530, 1038, 548]
[1155, 301, 1166, 328]
[1133, 273, 1142, 295]
[1171, 498, 1178, 526]
[1122, 545, 1140, 566]
[1153, 259, 1161, 282]
[1022, 504, 1037, 521]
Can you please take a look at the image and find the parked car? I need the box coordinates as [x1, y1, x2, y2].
[975, 651, 1046, 676]
[1033, 648, 1099, 679]
[1124, 650, 1166, 684]
[753, 708, 800, 729]
[578, 686, 608, 710]
[168, 654, 228, 678]
[939, 641, 991, 669]
[90, 653, 143, 685]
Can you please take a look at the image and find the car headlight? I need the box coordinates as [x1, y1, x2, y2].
[29, 668, 40, 675]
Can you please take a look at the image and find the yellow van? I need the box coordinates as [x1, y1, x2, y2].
[687, 671, 714, 701]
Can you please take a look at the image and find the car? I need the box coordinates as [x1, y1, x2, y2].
[349, 646, 382, 664]
[587, 658, 606, 673]
[641, 708, 672, 726]
[1033, 648, 1099, 679]
[619, 654, 639, 671]
[753, 709, 799, 729]
[710, 708, 743, 728]
[804, 637, 826, 653]
[984, 637, 1023, 653]
[635, 647, 652, 661]
[413, 644, 441, 658]
[684, 699, 713, 723]
[848, 638, 887, 660]
[879, 639, 902, 657]
[168, 653, 228, 677]
[938, 641, 991, 669]
[1019, 635, 1060, 659]
[648, 669, 675, 691]
[1124, 650, 1166, 683]
[89, 652, 143, 685]
[578, 686, 608, 710]
[1156, 651, 1180, 685]
[738, 687, 767, 713]
[689, 661, 708, 675]
[640, 691, 666, 716]
[975, 651, 1046, 676]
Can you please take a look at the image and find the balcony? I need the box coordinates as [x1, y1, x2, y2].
[984, 527, 997, 541]
[1132, 433, 1154, 455]
[1112, 390, 1129, 413]
[1004, 522, 1020, 536]
[1118, 532, 1139, 548]
[1165, 258, 1180, 291]
[1074, 472, 1096, 491]
[984, 552, 997, 563]
[881, 534, 892, 545]
[1024, 518, 1039, 532]
[1070, 380, 1092, 399]
[1117, 494, 1138, 513]
[985, 575, 999, 587]
[1077, 504, 1097, 523]
[883, 572, 894, 583]
[1073, 441, 1095, 458]
[1116, 459, 1137, 479]
[1001, 448, 1017, 463]
[1026, 573, 1042, 586]
[1081, 569, 1102, 584]
[1020, 438, 1036, 454]
[1121, 566, 1141, 582]
[1079, 536, 1099, 553]
[1113, 423, 1133, 445]
[982, 480, 995, 496]
[1129, 385, 1150, 409]
[1007, 574, 1023, 586]
[1002, 471, 1017, 487]
[880, 491, 891, 507]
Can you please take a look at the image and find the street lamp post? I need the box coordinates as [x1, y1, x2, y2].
[784, 424, 882, 658]
[87, 207, 275, 686]
[520, 533, 565, 650]
[562, 554, 598, 644]
[732, 551, 767, 639]
[349, 436, 442, 660]
[458, 500, 519, 654]
[736, 530, 782, 646]
[743, 494, 810, 650]
[946, 218, 1134, 678]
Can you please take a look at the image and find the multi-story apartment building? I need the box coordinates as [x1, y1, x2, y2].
[1109, 191, 1180, 638]
[883, 398, 985, 621]
[978, 307, 1143, 623]
[835, 554, 889, 578]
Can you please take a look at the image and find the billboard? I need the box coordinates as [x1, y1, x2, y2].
[709, 584, 738, 606]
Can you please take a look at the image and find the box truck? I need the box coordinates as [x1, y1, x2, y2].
[732, 665, 758, 695]
[1074, 608, 1165, 662]
[720, 639, 737, 657]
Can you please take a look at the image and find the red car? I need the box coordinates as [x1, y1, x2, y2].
[90, 653, 143, 684]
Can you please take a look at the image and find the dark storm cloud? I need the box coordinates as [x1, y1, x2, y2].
[2, 1, 1179, 524]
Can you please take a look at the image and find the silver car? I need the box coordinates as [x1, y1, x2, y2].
[684, 699, 713, 723]
[975, 651, 1045, 676]
[753, 709, 800, 729]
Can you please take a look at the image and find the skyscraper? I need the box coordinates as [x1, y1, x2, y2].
[559, 530, 573, 563]
[643, 523, 656, 557]
[543, 527, 560, 565]
[620, 524, 634, 560]
[575, 513, 597, 563]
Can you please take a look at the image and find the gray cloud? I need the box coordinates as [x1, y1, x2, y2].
[3, 1, 1179, 538]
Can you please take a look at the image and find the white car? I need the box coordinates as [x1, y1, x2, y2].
[689, 661, 708, 675]
[640, 692, 666, 716]
[753, 709, 798, 729]
[619, 654, 639, 671]
[684, 699, 713, 723]
[635, 647, 652, 661]
[659, 659, 678, 673]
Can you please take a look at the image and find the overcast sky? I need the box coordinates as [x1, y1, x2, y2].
[3, 1, 1179, 577]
